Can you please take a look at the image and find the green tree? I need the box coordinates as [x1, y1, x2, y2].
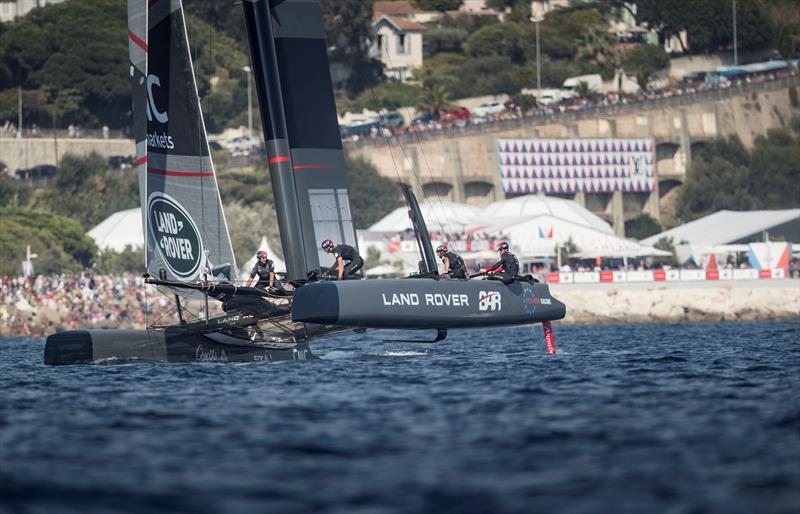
[749, 129, 800, 209]
[351, 82, 421, 111]
[411, 0, 463, 11]
[94, 245, 145, 274]
[463, 22, 528, 64]
[625, 213, 662, 240]
[321, 0, 382, 96]
[415, 52, 467, 97]
[416, 82, 452, 115]
[676, 156, 755, 221]
[576, 23, 616, 78]
[622, 44, 670, 91]
[653, 236, 679, 267]
[346, 155, 403, 229]
[510, 93, 537, 114]
[31, 153, 138, 230]
[0, 208, 98, 272]
[224, 201, 282, 267]
[423, 27, 468, 57]
[218, 171, 274, 208]
[635, 0, 773, 54]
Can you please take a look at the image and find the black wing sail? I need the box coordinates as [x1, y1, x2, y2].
[132, 0, 237, 283]
[243, 0, 357, 281]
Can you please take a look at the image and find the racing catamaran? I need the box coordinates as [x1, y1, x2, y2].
[44, 0, 565, 365]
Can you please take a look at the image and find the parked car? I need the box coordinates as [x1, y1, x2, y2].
[380, 111, 405, 129]
[412, 112, 436, 125]
[15, 164, 56, 181]
[108, 155, 134, 169]
[340, 119, 381, 138]
[439, 107, 471, 124]
[223, 135, 262, 154]
[472, 101, 506, 118]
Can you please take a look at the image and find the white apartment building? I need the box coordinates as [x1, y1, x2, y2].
[0, 0, 64, 23]
[372, 15, 424, 82]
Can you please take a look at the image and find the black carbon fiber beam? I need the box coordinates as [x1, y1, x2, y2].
[242, 0, 307, 281]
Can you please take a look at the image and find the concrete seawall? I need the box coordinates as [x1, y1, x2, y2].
[3, 280, 797, 337]
[552, 281, 800, 325]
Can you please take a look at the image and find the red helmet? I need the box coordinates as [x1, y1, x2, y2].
[256, 250, 268, 259]
[321, 239, 335, 251]
[498, 241, 509, 251]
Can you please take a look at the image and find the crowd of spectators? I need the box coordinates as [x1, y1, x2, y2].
[0, 273, 179, 337]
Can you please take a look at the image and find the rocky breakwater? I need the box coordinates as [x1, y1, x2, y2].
[553, 283, 800, 325]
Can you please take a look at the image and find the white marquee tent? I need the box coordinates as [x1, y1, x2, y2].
[87, 208, 143, 252]
[368, 201, 482, 233]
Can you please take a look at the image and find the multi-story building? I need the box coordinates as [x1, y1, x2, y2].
[0, 0, 64, 23]
[371, 1, 425, 82]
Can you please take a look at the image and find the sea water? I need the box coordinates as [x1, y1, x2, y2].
[1, 321, 798, 514]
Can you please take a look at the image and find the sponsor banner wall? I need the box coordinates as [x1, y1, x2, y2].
[544, 269, 787, 284]
[498, 138, 654, 194]
[733, 269, 758, 280]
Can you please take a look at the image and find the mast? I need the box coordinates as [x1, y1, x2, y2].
[241, 0, 357, 281]
[401, 185, 438, 275]
[242, 0, 307, 281]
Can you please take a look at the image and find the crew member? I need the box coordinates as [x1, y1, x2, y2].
[322, 239, 363, 280]
[246, 250, 275, 289]
[480, 241, 519, 284]
[436, 244, 467, 279]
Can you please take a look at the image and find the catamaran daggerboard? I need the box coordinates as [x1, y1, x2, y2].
[44, 0, 565, 365]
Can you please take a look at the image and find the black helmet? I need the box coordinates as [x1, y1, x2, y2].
[498, 241, 509, 251]
[436, 244, 447, 253]
[321, 239, 335, 251]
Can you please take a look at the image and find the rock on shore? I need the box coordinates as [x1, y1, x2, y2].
[554, 285, 800, 325]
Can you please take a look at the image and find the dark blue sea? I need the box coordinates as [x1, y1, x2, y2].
[1, 321, 799, 514]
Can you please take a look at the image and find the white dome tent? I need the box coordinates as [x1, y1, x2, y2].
[368, 200, 481, 233]
[87, 208, 143, 252]
[478, 195, 613, 234]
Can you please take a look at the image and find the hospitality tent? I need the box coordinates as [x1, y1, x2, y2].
[641, 209, 800, 247]
[478, 195, 614, 234]
[88, 208, 143, 252]
[369, 201, 481, 233]
[478, 214, 657, 259]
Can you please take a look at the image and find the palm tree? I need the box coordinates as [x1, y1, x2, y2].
[416, 83, 452, 117]
[577, 24, 615, 68]
[574, 80, 594, 100]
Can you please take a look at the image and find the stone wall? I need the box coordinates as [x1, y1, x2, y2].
[352, 77, 800, 225]
[554, 284, 800, 325]
[0, 137, 135, 173]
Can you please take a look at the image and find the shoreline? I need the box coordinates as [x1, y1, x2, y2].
[2, 281, 798, 337]
[552, 281, 800, 325]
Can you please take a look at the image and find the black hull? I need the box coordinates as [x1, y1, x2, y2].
[44, 329, 315, 366]
[292, 279, 566, 328]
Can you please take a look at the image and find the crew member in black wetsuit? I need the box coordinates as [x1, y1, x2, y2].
[436, 244, 467, 279]
[322, 239, 363, 280]
[480, 241, 519, 284]
[246, 250, 275, 289]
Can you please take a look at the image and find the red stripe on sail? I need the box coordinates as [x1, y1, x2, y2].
[134, 156, 148, 167]
[147, 167, 214, 177]
[268, 156, 290, 164]
[128, 29, 148, 53]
